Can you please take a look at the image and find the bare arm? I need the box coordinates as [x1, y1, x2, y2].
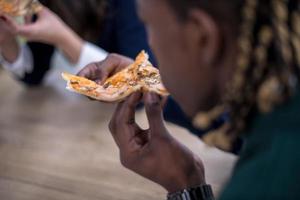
[0, 17, 20, 63]
[14, 7, 83, 64]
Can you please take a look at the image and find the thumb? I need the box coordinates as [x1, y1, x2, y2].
[1, 15, 18, 34]
[38, 6, 51, 17]
[99, 71, 109, 84]
[144, 92, 165, 133]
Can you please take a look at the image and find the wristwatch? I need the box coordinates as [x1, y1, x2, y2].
[167, 184, 215, 200]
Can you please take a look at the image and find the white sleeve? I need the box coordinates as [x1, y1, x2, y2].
[0, 44, 33, 78]
[50, 42, 108, 74]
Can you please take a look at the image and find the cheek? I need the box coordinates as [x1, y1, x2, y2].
[158, 51, 193, 110]
[147, 29, 180, 90]
[149, 29, 192, 94]
[147, 28, 171, 63]
[146, 22, 204, 115]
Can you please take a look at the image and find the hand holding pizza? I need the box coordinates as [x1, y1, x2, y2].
[77, 53, 205, 192]
[68, 51, 168, 102]
[15, 7, 71, 46]
[109, 91, 206, 193]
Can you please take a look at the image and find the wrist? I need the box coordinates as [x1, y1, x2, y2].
[55, 27, 83, 64]
[0, 36, 19, 63]
[166, 174, 206, 193]
[166, 156, 206, 193]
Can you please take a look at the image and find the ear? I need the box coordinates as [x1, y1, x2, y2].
[183, 8, 222, 67]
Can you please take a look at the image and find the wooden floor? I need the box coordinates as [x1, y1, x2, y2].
[0, 69, 236, 200]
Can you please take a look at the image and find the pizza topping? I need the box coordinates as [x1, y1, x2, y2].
[143, 76, 161, 86]
[128, 80, 137, 86]
[62, 51, 169, 102]
[103, 82, 111, 89]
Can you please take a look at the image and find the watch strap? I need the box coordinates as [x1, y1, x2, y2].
[167, 184, 215, 200]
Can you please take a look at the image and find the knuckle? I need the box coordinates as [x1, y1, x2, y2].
[95, 60, 109, 70]
[108, 53, 119, 59]
[85, 62, 97, 70]
[86, 62, 96, 67]
[149, 100, 160, 109]
[108, 119, 116, 133]
[119, 156, 128, 168]
[77, 68, 88, 76]
[147, 101, 161, 115]
[120, 154, 132, 169]
[94, 61, 103, 67]
[107, 53, 121, 64]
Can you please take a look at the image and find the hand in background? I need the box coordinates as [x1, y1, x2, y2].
[15, 7, 68, 45]
[14, 7, 83, 63]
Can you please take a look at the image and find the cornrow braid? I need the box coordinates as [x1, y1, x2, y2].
[196, 0, 261, 150]
[291, 3, 300, 69]
[194, 0, 300, 151]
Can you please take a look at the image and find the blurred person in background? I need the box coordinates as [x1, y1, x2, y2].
[79, 0, 300, 199]
[0, 0, 155, 87]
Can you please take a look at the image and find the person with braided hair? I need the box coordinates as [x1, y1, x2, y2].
[79, 0, 300, 199]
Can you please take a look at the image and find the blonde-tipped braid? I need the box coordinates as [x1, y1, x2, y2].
[257, 0, 300, 114]
[291, 8, 300, 68]
[193, 0, 258, 136]
[194, 0, 259, 151]
[194, 0, 300, 151]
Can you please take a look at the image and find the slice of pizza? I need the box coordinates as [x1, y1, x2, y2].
[0, 0, 42, 17]
[62, 51, 169, 102]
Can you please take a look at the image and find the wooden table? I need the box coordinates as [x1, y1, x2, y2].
[0, 70, 236, 200]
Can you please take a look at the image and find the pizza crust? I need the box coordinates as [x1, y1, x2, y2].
[62, 51, 169, 102]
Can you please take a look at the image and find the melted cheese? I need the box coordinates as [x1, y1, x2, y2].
[62, 51, 169, 102]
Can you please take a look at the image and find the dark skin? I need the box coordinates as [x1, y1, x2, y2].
[79, 55, 205, 193]
[78, 0, 238, 193]
[137, 0, 238, 116]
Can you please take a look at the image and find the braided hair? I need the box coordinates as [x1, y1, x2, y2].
[168, 0, 300, 151]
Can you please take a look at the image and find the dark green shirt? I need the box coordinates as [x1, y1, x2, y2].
[220, 92, 300, 200]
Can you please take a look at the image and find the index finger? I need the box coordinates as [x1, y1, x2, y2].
[77, 54, 134, 84]
[77, 62, 106, 81]
[111, 92, 143, 127]
[144, 92, 166, 133]
[109, 92, 143, 147]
